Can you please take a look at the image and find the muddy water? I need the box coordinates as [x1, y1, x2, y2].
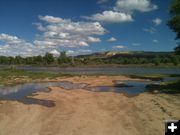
[0, 77, 178, 107]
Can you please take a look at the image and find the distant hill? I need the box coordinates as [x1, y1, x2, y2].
[76, 51, 174, 59]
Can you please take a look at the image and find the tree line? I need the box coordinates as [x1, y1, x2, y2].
[0, 52, 72, 66]
[0, 52, 179, 66]
[168, 0, 180, 55]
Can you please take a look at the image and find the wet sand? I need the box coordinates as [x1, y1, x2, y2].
[0, 76, 180, 135]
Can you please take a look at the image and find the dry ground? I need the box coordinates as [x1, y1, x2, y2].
[0, 76, 179, 135]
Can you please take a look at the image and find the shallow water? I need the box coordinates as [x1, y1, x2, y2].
[0, 80, 149, 106]
[85, 80, 150, 96]
[17, 66, 180, 75]
[0, 81, 87, 107]
[0, 76, 178, 107]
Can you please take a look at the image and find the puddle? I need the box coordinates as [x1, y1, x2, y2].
[0, 81, 88, 107]
[0, 76, 178, 106]
[85, 80, 150, 96]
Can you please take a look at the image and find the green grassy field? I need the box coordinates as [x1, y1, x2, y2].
[0, 68, 72, 85]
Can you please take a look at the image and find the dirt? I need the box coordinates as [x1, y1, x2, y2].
[0, 75, 179, 135]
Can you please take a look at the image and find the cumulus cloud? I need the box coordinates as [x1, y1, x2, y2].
[49, 49, 60, 56]
[84, 0, 157, 24]
[152, 18, 162, 26]
[66, 49, 92, 56]
[107, 37, 117, 42]
[114, 0, 158, 13]
[0, 15, 106, 56]
[82, 11, 133, 23]
[38, 15, 65, 23]
[35, 15, 105, 48]
[0, 33, 43, 56]
[112, 45, 125, 49]
[0, 33, 26, 45]
[87, 36, 101, 43]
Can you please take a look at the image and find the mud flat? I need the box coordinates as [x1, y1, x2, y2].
[0, 76, 180, 135]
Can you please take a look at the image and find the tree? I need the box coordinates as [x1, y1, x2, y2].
[171, 55, 179, 65]
[34, 55, 43, 64]
[153, 56, 161, 66]
[168, 0, 180, 55]
[43, 53, 54, 65]
[58, 51, 71, 65]
[15, 56, 23, 64]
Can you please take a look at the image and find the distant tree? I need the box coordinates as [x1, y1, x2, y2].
[171, 55, 179, 65]
[25, 57, 34, 64]
[153, 56, 161, 66]
[44, 53, 54, 65]
[168, 0, 180, 55]
[34, 55, 43, 64]
[139, 58, 148, 64]
[15, 56, 23, 64]
[132, 58, 138, 64]
[9, 56, 14, 64]
[58, 51, 71, 65]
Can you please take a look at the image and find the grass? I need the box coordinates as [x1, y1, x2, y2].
[146, 80, 180, 94]
[125, 74, 180, 94]
[0, 68, 73, 85]
[0, 68, 179, 95]
[124, 74, 165, 81]
[125, 74, 180, 81]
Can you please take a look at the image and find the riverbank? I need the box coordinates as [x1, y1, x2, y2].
[1, 63, 180, 68]
[0, 75, 180, 135]
[1, 66, 180, 84]
[0, 69, 73, 85]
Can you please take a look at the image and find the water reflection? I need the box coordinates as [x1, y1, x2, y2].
[17, 67, 180, 75]
[0, 77, 178, 106]
[0, 81, 88, 107]
[85, 80, 150, 96]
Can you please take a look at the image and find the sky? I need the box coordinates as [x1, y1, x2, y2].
[0, 0, 177, 56]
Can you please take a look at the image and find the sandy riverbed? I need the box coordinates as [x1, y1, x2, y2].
[0, 75, 179, 135]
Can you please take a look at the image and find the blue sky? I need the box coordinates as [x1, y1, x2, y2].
[0, 0, 177, 56]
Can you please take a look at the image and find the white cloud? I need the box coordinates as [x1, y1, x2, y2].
[143, 27, 156, 34]
[153, 39, 159, 43]
[0, 33, 49, 56]
[114, 0, 158, 13]
[78, 49, 92, 53]
[152, 18, 162, 26]
[0, 33, 24, 44]
[0, 15, 106, 56]
[97, 0, 109, 4]
[49, 49, 60, 56]
[66, 49, 92, 56]
[83, 11, 133, 23]
[38, 15, 64, 23]
[66, 50, 75, 55]
[0, 33, 44, 56]
[84, 0, 157, 24]
[112, 45, 125, 49]
[35, 15, 105, 48]
[107, 37, 117, 42]
[87, 36, 101, 43]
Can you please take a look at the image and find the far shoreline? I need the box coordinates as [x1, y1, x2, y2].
[1, 63, 180, 69]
